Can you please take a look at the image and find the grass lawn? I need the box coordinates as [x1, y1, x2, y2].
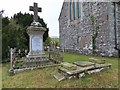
[51, 38, 59, 42]
[1, 52, 119, 88]
[0, 64, 2, 88]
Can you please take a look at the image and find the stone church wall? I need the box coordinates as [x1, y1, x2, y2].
[59, 2, 69, 50]
[116, 3, 120, 50]
[59, 1, 119, 57]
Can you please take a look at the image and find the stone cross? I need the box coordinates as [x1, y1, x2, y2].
[29, 2, 42, 22]
[10, 48, 16, 70]
[10, 48, 14, 70]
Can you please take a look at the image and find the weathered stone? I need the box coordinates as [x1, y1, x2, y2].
[59, 1, 120, 57]
[73, 61, 95, 67]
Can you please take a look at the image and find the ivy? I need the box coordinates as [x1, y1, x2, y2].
[90, 15, 99, 54]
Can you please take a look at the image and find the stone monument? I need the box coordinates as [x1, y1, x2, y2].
[27, 2, 46, 57]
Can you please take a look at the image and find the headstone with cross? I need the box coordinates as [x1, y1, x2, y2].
[27, 2, 46, 57]
[29, 2, 42, 22]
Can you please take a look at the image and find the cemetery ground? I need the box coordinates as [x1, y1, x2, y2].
[2, 52, 119, 88]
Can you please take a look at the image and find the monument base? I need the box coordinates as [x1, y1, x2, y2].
[26, 54, 49, 60]
[25, 52, 50, 68]
[26, 51, 45, 57]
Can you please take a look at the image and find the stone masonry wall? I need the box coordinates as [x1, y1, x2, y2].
[78, 2, 115, 56]
[59, 1, 119, 57]
[116, 3, 120, 50]
[59, 2, 69, 49]
[90, 2, 113, 56]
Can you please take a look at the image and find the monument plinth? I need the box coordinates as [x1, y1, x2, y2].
[27, 22, 46, 57]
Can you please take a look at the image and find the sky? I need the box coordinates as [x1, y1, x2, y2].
[0, 0, 64, 37]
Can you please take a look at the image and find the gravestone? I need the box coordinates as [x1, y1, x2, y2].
[24, 2, 51, 68]
[27, 2, 46, 57]
[8, 3, 62, 71]
[9, 48, 16, 70]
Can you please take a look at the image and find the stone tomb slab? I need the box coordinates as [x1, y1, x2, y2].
[61, 62, 77, 71]
[73, 61, 95, 67]
[53, 73, 65, 81]
[89, 58, 106, 64]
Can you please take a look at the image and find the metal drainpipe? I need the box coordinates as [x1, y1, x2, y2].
[114, 2, 120, 58]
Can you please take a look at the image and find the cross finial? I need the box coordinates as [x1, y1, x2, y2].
[29, 2, 42, 22]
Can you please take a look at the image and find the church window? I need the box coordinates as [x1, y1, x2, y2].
[70, 0, 81, 21]
[74, 0, 77, 20]
[77, 1, 81, 18]
[70, 0, 73, 21]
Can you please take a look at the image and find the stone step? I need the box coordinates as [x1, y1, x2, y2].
[53, 73, 65, 81]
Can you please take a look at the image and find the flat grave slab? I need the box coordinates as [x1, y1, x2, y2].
[89, 58, 106, 64]
[53, 73, 65, 81]
[59, 62, 96, 75]
[57, 61, 112, 80]
[73, 61, 95, 67]
[61, 62, 77, 70]
[94, 63, 112, 68]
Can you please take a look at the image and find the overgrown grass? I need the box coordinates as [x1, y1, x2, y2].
[1, 52, 119, 88]
[0, 64, 2, 88]
[64, 53, 118, 70]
